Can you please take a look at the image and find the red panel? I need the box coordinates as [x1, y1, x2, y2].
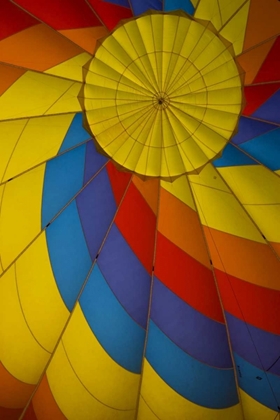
[13, 0, 101, 30]
[86, 0, 133, 30]
[155, 232, 224, 323]
[254, 37, 280, 83]
[216, 269, 280, 335]
[115, 182, 156, 273]
[23, 404, 38, 420]
[0, 0, 38, 41]
[0, 406, 22, 420]
[106, 162, 131, 206]
[243, 83, 280, 115]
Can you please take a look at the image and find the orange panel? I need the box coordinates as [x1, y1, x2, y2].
[271, 242, 280, 258]
[59, 26, 109, 54]
[243, 0, 280, 50]
[204, 227, 280, 290]
[158, 188, 211, 268]
[0, 24, 83, 72]
[0, 362, 35, 409]
[0, 63, 25, 95]
[132, 176, 159, 215]
[32, 375, 67, 420]
[237, 38, 275, 84]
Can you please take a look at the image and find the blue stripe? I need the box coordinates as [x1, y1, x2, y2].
[103, 0, 130, 7]
[239, 128, 280, 171]
[76, 167, 117, 260]
[253, 89, 280, 124]
[234, 353, 280, 411]
[164, 0, 194, 14]
[80, 264, 146, 373]
[46, 201, 92, 310]
[42, 144, 86, 227]
[98, 224, 151, 329]
[83, 140, 108, 184]
[59, 113, 91, 153]
[130, 0, 162, 15]
[151, 278, 232, 368]
[146, 321, 238, 409]
[232, 116, 276, 145]
[214, 143, 256, 167]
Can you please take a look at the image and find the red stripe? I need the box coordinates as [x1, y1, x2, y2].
[0, 0, 38, 41]
[106, 162, 131, 206]
[155, 232, 224, 323]
[216, 269, 280, 335]
[87, 0, 133, 30]
[254, 37, 280, 83]
[243, 83, 280, 115]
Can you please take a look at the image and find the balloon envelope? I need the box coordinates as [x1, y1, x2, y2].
[0, 1, 280, 419]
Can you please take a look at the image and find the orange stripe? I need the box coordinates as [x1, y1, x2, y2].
[0, 24, 83, 72]
[0, 63, 25, 95]
[32, 375, 67, 420]
[59, 26, 109, 54]
[158, 188, 211, 268]
[204, 227, 280, 290]
[132, 176, 159, 215]
[0, 362, 35, 409]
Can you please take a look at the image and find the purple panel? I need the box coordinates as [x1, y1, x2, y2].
[253, 89, 280, 124]
[151, 278, 232, 368]
[76, 167, 117, 260]
[84, 140, 108, 184]
[97, 224, 151, 328]
[226, 312, 280, 375]
[232, 116, 276, 145]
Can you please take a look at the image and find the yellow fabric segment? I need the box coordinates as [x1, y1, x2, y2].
[0, 71, 82, 121]
[84, 12, 242, 179]
[195, 0, 249, 54]
[0, 265, 50, 384]
[15, 232, 69, 353]
[189, 164, 266, 243]
[47, 337, 136, 420]
[45, 52, 91, 82]
[0, 165, 45, 270]
[139, 360, 243, 420]
[239, 389, 278, 420]
[161, 176, 196, 210]
[218, 166, 280, 243]
[0, 114, 75, 182]
[62, 305, 140, 410]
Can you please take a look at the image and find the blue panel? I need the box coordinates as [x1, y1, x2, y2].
[164, 0, 194, 14]
[59, 113, 91, 153]
[214, 143, 257, 167]
[76, 167, 117, 260]
[234, 353, 280, 411]
[80, 265, 146, 373]
[226, 313, 280, 376]
[98, 224, 151, 329]
[151, 278, 232, 368]
[46, 201, 92, 310]
[42, 144, 86, 227]
[232, 116, 276, 146]
[103, 0, 130, 8]
[239, 128, 280, 171]
[130, 0, 162, 15]
[146, 321, 238, 409]
[253, 89, 280, 124]
[83, 141, 108, 184]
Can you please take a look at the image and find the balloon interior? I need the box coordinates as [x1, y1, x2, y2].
[0, 1, 280, 420]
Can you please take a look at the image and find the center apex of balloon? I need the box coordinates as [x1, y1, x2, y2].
[83, 11, 243, 180]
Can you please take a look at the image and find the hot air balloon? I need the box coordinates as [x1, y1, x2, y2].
[0, 0, 279, 419]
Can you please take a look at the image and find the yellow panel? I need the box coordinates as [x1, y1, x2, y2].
[220, 1, 250, 54]
[139, 360, 243, 420]
[137, 397, 159, 420]
[63, 305, 139, 410]
[0, 71, 82, 120]
[0, 119, 27, 182]
[161, 176, 196, 210]
[0, 165, 45, 269]
[47, 341, 135, 420]
[45, 53, 91, 82]
[16, 233, 69, 353]
[1, 114, 75, 182]
[217, 166, 280, 242]
[0, 265, 50, 384]
[239, 389, 278, 420]
[189, 166, 266, 243]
